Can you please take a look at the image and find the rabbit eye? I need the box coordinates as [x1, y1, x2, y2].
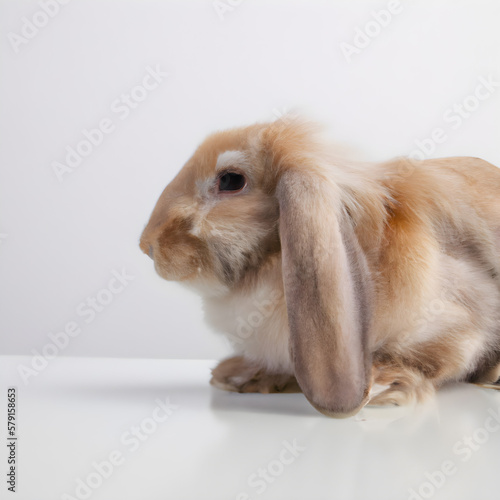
[218, 172, 246, 192]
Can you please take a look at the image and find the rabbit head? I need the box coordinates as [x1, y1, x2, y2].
[140, 122, 280, 291]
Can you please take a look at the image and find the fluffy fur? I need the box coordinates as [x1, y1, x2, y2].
[140, 118, 500, 417]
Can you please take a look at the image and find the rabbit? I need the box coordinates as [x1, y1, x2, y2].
[139, 117, 500, 417]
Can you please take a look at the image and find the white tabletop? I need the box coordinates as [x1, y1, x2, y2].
[1, 356, 499, 500]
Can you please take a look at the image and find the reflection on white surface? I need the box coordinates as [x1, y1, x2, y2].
[1, 356, 499, 500]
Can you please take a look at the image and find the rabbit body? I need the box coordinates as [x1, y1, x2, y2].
[141, 120, 500, 416]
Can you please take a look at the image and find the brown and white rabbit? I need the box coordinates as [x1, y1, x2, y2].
[139, 118, 500, 417]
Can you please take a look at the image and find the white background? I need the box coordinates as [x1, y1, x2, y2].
[1, 0, 499, 360]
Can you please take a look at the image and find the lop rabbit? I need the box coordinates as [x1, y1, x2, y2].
[140, 119, 500, 417]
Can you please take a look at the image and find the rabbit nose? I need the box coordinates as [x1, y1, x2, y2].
[148, 245, 154, 260]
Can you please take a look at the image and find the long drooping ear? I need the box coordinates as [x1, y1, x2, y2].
[277, 168, 372, 417]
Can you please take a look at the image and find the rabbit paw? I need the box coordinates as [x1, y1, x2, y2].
[367, 363, 435, 407]
[471, 362, 500, 390]
[210, 356, 301, 394]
